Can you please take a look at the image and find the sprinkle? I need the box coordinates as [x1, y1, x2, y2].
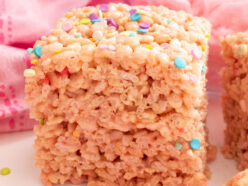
[202, 123, 206, 127]
[106, 18, 117, 28]
[239, 44, 248, 55]
[191, 48, 202, 60]
[179, 128, 184, 133]
[175, 142, 182, 149]
[98, 44, 107, 49]
[190, 138, 201, 150]
[89, 13, 98, 20]
[201, 45, 206, 51]
[26, 48, 33, 55]
[89, 38, 94, 42]
[205, 34, 210, 38]
[39, 117, 45, 125]
[238, 49, 242, 55]
[30, 59, 38, 65]
[24, 69, 36, 77]
[80, 18, 91, 25]
[73, 130, 80, 138]
[99, 10, 103, 18]
[137, 28, 148, 33]
[74, 33, 81, 37]
[129, 32, 137, 37]
[167, 19, 172, 24]
[139, 22, 150, 29]
[107, 30, 114, 34]
[54, 48, 62, 54]
[138, 9, 147, 16]
[74, 23, 80, 26]
[174, 57, 186, 69]
[129, 9, 137, 16]
[99, 4, 109, 12]
[189, 74, 197, 83]
[59, 67, 70, 76]
[62, 22, 73, 32]
[161, 43, 169, 49]
[91, 19, 102, 23]
[0, 168, 11, 176]
[131, 13, 141, 21]
[41, 76, 49, 84]
[92, 31, 103, 41]
[202, 65, 206, 74]
[108, 45, 116, 51]
[34, 46, 42, 57]
[144, 45, 153, 50]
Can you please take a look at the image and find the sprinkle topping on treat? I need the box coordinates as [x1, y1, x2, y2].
[129, 32, 137, 37]
[27, 48, 33, 55]
[54, 48, 62, 54]
[0, 168, 11, 176]
[129, 9, 137, 15]
[201, 45, 206, 51]
[92, 19, 102, 23]
[175, 142, 182, 149]
[59, 67, 70, 76]
[41, 76, 49, 84]
[167, 18, 172, 24]
[31, 59, 38, 65]
[191, 48, 202, 60]
[24, 69, 36, 77]
[139, 22, 150, 29]
[108, 45, 116, 51]
[39, 117, 45, 125]
[137, 28, 148, 33]
[74, 33, 81, 37]
[89, 13, 98, 20]
[174, 57, 186, 69]
[202, 65, 206, 74]
[98, 44, 107, 49]
[189, 74, 197, 83]
[80, 18, 91, 25]
[144, 45, 153, 50]
[99, 4, 109, 12]
[106, 18, 117, 28]
[34, 46, 42, 57]
[205, 34, 210, 38]
[239, 44, 248, 55]
[62, 22, 73, 32]
[131, 13, 141, 21]
[161, 43, 169, 49]
[92, 31, 103, 41]
[190, 138, 201, 150]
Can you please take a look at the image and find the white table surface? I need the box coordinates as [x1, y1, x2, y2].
[0, 93, 238, 186]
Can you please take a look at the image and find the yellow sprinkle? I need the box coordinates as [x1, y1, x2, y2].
[54, 48, 63, 54]
[234, 33, 238, 36]
[240, 44, 248, 55]
[89, 38, 94, 42]
[144, 45, 153, 50]
[80, 18, 91, 25]
[30, 59, 38, 65]
[138, 10, 147, 16]
[205, 34, 210, 39]
[73, 130, 80, 138]
[24, 69, 36, 77]
[102, 12, 105, 18]
[74, 23, 80, 26]
[107, 30, 114, 34]
[201, 45, 206, 52]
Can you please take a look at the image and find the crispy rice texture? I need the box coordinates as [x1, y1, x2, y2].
[225, 169, 248, 186]
[25, 3, 212, 186]
[221, 31, 248, 171]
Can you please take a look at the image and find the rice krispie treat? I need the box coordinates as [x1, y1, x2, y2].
[221, 31, 248, 170]
[225, 169, 248, 186]
[24, 3, 211, 186]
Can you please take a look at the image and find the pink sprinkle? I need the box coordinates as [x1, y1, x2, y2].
[0, 85, 5, 89]
[161, 43, 169, 49]
[4, 98, 11, 107]
[9, 119, 15, 129]
[108, 45, 116, 51]
[98, 44, 107, 49]
[189, 74, 197, 83]
[191, 48, 202, 60]
[62, 22, 73, 32]
[0, 91, 5, 97]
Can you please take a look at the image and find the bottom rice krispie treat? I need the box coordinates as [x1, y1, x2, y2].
[25, 3, 213, 186]
[225, 169, 248, 186]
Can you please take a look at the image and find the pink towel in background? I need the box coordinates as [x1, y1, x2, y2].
[0, 0, 248, 133]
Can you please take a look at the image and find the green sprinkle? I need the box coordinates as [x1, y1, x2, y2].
[202, 65, 206, 74]
[175, 142, 182, 149]
[74, 33, 81, 37]
[40, 117, 45, 125]
[202, 123, 206, 127]
[238, 49, 242, 55]
[131, 13, 141, 21]
[167, 18, 172, 24]
[91, 19, 102, 23]
[26, 48, 33, 55]
[129, 32, 137, 37]
[0, 168, 11, 176]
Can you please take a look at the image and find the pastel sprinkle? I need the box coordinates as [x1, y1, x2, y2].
[30, 59, 38, 65]
[39, 117, 45, 125]
[26, 48, 33, 55]
[202, 65, 206, 74]
[137, 28, 148, 33]
[62, 22, 73, 32]
[238, 49, 242, 55]
[108, 45, 116, 51]
[34, 46, 42, 57]
[24, 69, 36, 77]
[189, 74, 197, 83]
[201, 45, 206, 51]
[129, 9, 137, 16]
[205, 34, 210, 38]
[89, 38, 94, 42]
[202, 123, 206, 127]
[129, 32, 137, 37]
[99, 4, 109, 12]
[131, 13, 141, 21]
[239, 44, 248, 55]
[73, 130, 80, 138]
[80, 18, 91, 25]
[174, 57, 186, 69]
[139, 22, 150, 29]
[175, 142, 182, 149]
[0, 168, 11, 176]
[91, 19, 102, 23]
[167, 19, 172, 24]
[190, 138, 201, 150]
[161, 43, 169, 49]
[74, 33, 81, 37]
[191, 48, 202, 60]
[137, 10, 147, 16]
[89, 13, 98, 20]
[54, 48, 62, 54]
[106, 18, 117, 28]
[98, 44, 107, 49]
[92, 31, 103, 41]
[144, 45, 153, 50]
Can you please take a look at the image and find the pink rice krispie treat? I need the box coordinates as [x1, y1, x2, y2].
[24, 3, 211, 186]
[225, 169, 248, 186]
[221, 31, 248, 171]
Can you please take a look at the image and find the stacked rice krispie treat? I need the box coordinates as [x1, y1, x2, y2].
[225, 169, 248, 186]
[221, 31, 248, 170]
[24, 3, 211, 186]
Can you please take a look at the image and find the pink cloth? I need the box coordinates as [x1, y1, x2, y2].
[1, 0, 248, 133]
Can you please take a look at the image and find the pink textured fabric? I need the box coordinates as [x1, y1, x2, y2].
[1, 0, 248, 133]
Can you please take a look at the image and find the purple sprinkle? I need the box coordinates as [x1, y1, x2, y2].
[99, 4, 109, 12]
[106, 18, 118, 28]
[89, 13, 98, 20]
[139, 22, 150, 29]
[129, 9, 137, 16]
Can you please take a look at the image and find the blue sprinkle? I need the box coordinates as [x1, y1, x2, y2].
[167, 18, 172, 24]
[137, 29, 148, 33]
[202, 65, 206, 74]
[238, 49, 242, 55]
[91, 19, 102, 23]
[34, 46, 42, 57]
[190, 139, 201, 150]
[174, 57, 186, 69]
[26, 48, 33, 55]
[74, 33, 81, 37]
[131, 13, 141, 21]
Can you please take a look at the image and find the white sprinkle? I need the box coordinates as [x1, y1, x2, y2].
[24, 69, 36, 77]
[189, 74, 197, 83]
[108, 45, 116, 51]
[92, 31, 103, 42]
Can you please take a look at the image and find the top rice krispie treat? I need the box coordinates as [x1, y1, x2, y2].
[225, 169, 248, 186]
[25, 3, 211, 186]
